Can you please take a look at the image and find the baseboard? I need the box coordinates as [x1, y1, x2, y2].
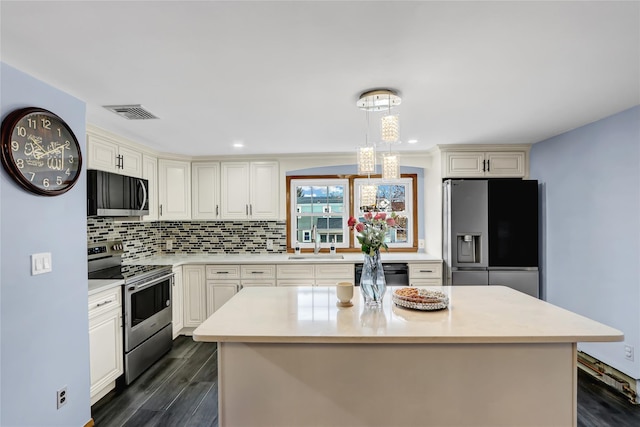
[577, 351, 639, 404]
[84, 419, 95, 427]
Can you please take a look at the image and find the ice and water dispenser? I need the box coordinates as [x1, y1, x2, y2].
[456, 234, 481, 264]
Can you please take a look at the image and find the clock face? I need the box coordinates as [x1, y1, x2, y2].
[1, 107, 82, 196]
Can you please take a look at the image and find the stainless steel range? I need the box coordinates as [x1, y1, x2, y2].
[88, 241, 174, 384]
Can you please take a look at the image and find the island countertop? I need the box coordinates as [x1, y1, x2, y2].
[193, 286, 623, 344]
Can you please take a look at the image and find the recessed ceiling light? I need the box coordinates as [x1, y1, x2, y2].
[407, 139, 418, 144]
[233, 142, 244, 148]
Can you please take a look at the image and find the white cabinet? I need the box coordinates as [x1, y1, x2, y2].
[158, 159, 191, 220]
[220, 161, 279, 219]
[240, 264, 277, 287]
[142, 154, 158, 221]
[192, 162, 221, 220]
[87, 130, 143, 178]
[205, 265, 241, 315]
[182, 265, 206, 328]
[443, 151, 526, 178]
[172, 266, 184, 338]
[88, 287, 123, 405]
[277, 263, 354, 286]
[409, 261, 443, 286]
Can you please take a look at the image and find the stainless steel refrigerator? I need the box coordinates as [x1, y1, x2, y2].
[442, 179, 539, 298]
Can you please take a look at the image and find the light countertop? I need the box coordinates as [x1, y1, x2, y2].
[193, 286, 623, 344]
[88, 278, 124, 296]
[131, 252, 440, 266]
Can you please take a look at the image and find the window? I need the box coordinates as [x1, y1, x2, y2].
[353, 178, 414, 248]
[287, 175, 417, 251]
[290, 179, 350, 248]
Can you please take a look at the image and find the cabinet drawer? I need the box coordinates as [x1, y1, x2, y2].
[206, 265, 240, 279]
[410, 279, 442, 286]
[88, 287, 121, 319]
[277, 279, 314, 287]
[241, 264, 276, 279]
[277, 264, 315, 279]
[314, 263, 354, 279]
[241, 280, 276, 287]
[409, 262, 442, 279]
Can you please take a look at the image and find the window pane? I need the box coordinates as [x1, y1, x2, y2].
[327, 185, 344, 213]
[310, 186, 328, 213]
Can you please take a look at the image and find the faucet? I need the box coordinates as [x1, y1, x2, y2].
[311, 225, 321, 254]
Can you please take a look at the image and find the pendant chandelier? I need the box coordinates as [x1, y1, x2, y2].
[356, 89, 401, 181]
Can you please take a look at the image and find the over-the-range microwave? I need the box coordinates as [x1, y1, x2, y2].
[87, 169, 149, 217]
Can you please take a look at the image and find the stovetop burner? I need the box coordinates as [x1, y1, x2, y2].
[88, 240, 171, 284]
[88, 264, 171, 281]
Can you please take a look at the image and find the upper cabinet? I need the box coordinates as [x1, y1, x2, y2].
[220, 161, 279, 220]
[142, 154, 158, 221]
[158, 159, 191, 220]
[87, 128, 143, 178]
[441, 146, 529, 178]
[192, 162, 221, 220]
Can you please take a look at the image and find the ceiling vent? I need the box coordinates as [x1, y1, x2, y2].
[103, 104, 159, 120]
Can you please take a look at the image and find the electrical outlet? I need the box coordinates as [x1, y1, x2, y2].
[56, 387, 67, 409]
[418, 239, 425, 249]
[266, 239, 273, 250]
[166, 239, 173, 251]
[624, 345, 634, 361]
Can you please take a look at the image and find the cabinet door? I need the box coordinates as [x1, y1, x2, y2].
[87, 135, 118, 173]
[206, 281, 239, 315]
[182, 265, 206, 327]
[159, 159, 191, 220]
[220, 162, 250, 219]
[142, 154, 158, 221]
[89, 308, 123, 404]
[443, 152, 485, 177]
[485, 152, 525, 177]
[118, 145, 143, 178]
[172, 266, 184, 338]
[192, 162, 221, 220]
[249, 161, 279, 219]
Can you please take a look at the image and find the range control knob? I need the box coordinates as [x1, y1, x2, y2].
[112, 244, 123, 251]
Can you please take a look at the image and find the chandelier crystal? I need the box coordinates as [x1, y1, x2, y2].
[382, 153, 399, 180]
[381, 114, 399, 143]
[361, 184, 377, 207]
[357, 145, 376, 175]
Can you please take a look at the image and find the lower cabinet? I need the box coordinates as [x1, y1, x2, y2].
[206, 281, 240, 315]
[408, 261, 443, 286]
[88, 287, 123, 405]
[172, 266, 184, 338]
[277, 263, 354, 286]
[182, 265, 207, 328]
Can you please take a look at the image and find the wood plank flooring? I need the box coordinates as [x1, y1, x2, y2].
[92, 336, 640, 426]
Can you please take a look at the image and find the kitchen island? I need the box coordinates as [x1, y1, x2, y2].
[193, 286, 622, 426]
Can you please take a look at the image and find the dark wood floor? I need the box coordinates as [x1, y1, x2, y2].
[93, 336, 640, 426]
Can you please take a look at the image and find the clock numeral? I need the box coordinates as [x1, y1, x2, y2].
[69, 155, 74, 164]
[11, 141, 19, 151]
[27, 118, 37, 129]
[65, 168, 71, 176]
[16, 126, 27, 137]
[41, 118, 51, 129]
[56, 176, 63, 185]
[43, 178, 50, 188]
[29, 172, 35, 182]
[16, 159, 24, 169]
[57, 128, 62, 137]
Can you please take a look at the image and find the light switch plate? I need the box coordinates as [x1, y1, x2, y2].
[31, 252, 52, 275]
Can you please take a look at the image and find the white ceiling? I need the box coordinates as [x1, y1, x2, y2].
[1, 1, 638, 157]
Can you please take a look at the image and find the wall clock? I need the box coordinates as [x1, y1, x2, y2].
[1, 107, 82, 196]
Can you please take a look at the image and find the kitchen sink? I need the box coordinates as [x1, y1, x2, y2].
[288, 254, 344, 260]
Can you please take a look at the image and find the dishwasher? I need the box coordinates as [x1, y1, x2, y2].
[354, 262, 409, 286]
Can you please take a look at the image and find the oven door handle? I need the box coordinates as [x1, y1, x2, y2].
[128, 272, 174, 292]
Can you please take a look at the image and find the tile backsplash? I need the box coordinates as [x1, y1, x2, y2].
[87, 218, 287, 261]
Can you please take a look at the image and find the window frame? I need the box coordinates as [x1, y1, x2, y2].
[286, 174, 418, 253]
[288, 178, 351, 249]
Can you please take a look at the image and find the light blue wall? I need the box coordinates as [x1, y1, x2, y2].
[530, 106, 640, 379]
[1, 63, 90, 425]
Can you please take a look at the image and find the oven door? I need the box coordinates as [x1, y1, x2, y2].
[124, 272, 173, 352]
